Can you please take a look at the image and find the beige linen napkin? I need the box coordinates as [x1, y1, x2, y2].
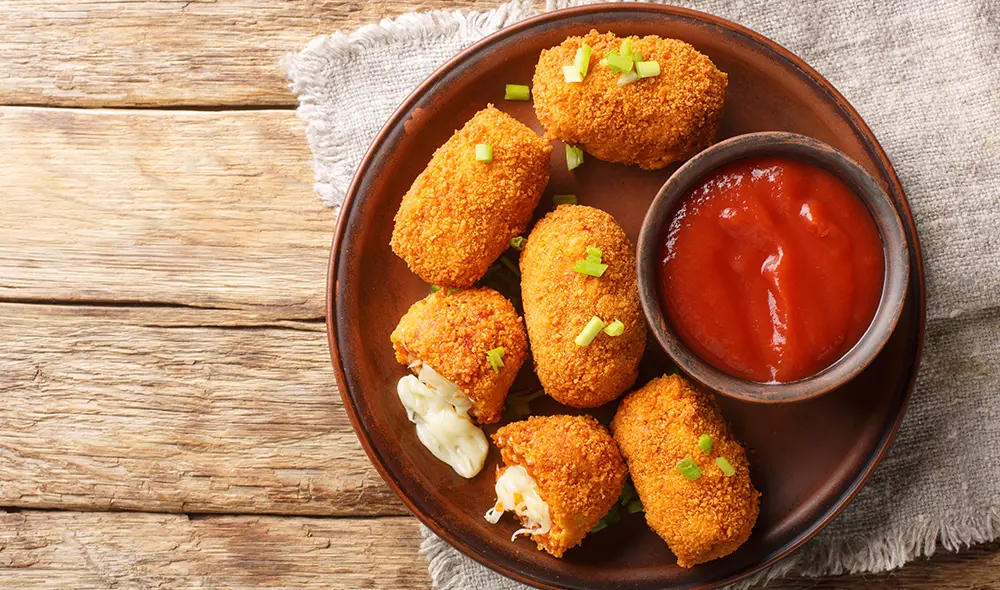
[284, 0, 1000, 586]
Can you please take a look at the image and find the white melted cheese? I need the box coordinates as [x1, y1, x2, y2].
[396, 363, 488, 479]
[484, 465, 552, 541]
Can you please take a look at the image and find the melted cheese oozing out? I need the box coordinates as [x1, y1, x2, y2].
[396, 364, 488, 479]
[484, 465, 552, 541]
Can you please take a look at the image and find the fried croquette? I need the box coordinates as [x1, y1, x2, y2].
[533, 30, 727, 170]
[390, 288, 527, 424]
[390, 106, 552, 287]
[487, 415, 627, 557]
[611, 374, 760, 567]
[520, 205, 646, 408]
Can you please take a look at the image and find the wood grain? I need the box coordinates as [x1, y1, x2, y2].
[0, 509, 997, 589]
[0, 511, 430, 589]
[0, 302, 404, 516]
[0, 0, 495, 107]
[0, 106, 328, 316]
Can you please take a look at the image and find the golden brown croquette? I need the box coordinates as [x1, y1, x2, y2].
[520, 205, 645, 408]
[492, 415, 627, 557]
[533, 30, 727, 170]
[611, 374, 760, 567]
[390, 288, 527, 424]
[390, 106, 552, 287]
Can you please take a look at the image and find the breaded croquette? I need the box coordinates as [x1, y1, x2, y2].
[533, 30, 727, 169]
[611, 374, 760, 567]
[391, 106, 552, 287]
[520, 205, 646, 408]
[390, 288, 527, 424]
[485, 415, 627, 557]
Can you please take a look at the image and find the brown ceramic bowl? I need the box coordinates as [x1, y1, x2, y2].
[637, 132, 910, 403]
[328, 4, 926, 590]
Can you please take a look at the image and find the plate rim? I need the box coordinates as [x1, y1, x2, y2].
[325, 4, 928, 588]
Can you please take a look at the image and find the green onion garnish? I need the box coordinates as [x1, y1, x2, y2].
[504, 388, 545, 421]
[626, 499, 644, 514]
[716, 457, 736, 477]
[604, 320, 624, 336]
[566, 145, 584, 170]
[574, 43, 593, 78]
[631, 50, 643, 63]
[586, 246, 602, 260]
[605, 51, 635, 74]
[575, 316, 606, 347]
[510, 236, 527, 251]
[676, 457, 702, 481]
[617, 71, 639, 86]
[553, 194, 577, 206]
[698, 434, 713, 454]
[504, 84, 531, 101]
[476, 144, 493, 162]
[485, 347, 505, 373]
[636, 61, 661, 79]
[619, 38, 633, 58]
[573, 259, 608, 277]
[562, 65, 583, 83]
[430, 285, 441, 293]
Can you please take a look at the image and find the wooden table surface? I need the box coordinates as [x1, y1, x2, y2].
[1, 1, 997, 588]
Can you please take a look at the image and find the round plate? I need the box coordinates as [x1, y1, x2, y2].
[328, 4, 926, 589]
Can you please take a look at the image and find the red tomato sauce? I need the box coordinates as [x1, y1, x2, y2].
[658, 155, 885, 383]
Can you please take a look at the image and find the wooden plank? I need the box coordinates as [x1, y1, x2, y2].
[0, 510, 996, 589]
[769, 543, 1000, 589]
[0, 302, 405, 516]
[0, 0, 495, 107]
[0, 106, 328, 316]
[0, 511, 430, 589]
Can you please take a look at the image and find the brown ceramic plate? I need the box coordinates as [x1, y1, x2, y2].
[328, 4, 926, 589]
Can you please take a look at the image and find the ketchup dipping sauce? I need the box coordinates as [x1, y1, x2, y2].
[658, 155, 885, 383]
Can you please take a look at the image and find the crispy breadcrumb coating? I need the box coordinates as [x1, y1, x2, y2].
[390, 105, 552, 287]
[611, 374, 760, 567]
[520, 205, 646, 408]
[533, 30, 727, 169]
[493, 415, 627, 557]
[390, 288, 527, 424]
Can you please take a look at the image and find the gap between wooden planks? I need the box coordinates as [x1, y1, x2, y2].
[0, 510, 996, 590]
[0, 0, 498, 107]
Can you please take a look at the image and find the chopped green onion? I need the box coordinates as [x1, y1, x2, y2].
[676, 457, 702, 481]
[498, 254, 520, 277]
[562, 65, 583, 83]
[631, 50, 643, 63]
[619, 38, 633, 58]
[617, 71, 639, 86]
[485, 347, 505, 373]
[626, 499, 644, 514]
[504, 388, 545, 421]
[604, 320, 625, 336]
[575, 316, 606, 347]
[510, 236, 527, 251]
[475, 144, 493, 162]
[553, 194, 577, 206]
[504, 84, 531, 101]
[585, 246, 603, 261]
[574, 43, 593, 78]
[716, 457, 736, 477]
[698, 434, 713, 454]
[566, 145, 584, 170]
[636, 61, 661, 78]
[605, 51, 635, 74]
[430, 285, 441, 293]
[598, 58, 608, 66]
[573, 259, 608, 277]
[619, 481, 635, 506]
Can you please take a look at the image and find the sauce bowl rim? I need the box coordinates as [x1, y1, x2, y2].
[636, 131, 911, 403]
